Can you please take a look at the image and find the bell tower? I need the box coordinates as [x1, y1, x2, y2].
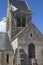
[6, 0, 31, 40]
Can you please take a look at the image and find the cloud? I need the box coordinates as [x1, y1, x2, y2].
[0, 17, 6, 32]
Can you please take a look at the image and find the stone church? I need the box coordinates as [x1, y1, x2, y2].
[0, 0, 43, 65]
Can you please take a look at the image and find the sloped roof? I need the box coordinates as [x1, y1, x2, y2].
[9, 0, 30, 11]
[11, 22, 43, 42]
[0, 32, 13, 50]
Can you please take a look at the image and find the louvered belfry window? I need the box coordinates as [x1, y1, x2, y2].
[17, 17, 21, 27]
[22, 18, 25, 27]
[17, 17, 25, 27]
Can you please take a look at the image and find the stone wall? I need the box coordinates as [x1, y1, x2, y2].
[18, 23, 43, 65]
[1, 50, 14, 65]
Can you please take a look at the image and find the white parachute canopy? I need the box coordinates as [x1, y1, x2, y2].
[0, 17, 6, 32]
[11, 5, 18, 11]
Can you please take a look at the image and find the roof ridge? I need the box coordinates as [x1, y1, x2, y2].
[25, 0, 31, 10]
[31, 23, 43, 38]
[11, 22, 43, 42]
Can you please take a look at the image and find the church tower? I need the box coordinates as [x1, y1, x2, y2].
[6, 0, 31, 40]
[6, 1, 43, 65]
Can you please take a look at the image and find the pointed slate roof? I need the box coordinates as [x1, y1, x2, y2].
[0, 32, 13, 50]
[9, 0, 30, 11]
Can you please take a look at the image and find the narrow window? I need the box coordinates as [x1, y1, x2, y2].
[7, 54, 9, 63]
[17, 17, 21, 27]
[30, 33, 32, 37]
[22, 18, 25, 27]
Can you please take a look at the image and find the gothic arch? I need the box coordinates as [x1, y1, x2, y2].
[28, 43, 35, 58]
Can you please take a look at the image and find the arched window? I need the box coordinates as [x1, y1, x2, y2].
[28, 44, 35, 58]
[7, 54, 9, 63]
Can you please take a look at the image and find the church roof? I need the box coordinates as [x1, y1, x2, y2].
[0, 32, 13, 50]
[11, 22, 43, 42]
[9, 0, 30, 11]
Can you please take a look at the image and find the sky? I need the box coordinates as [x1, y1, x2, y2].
[0, 0, 43, 34]
[27, 0, 43, 34]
